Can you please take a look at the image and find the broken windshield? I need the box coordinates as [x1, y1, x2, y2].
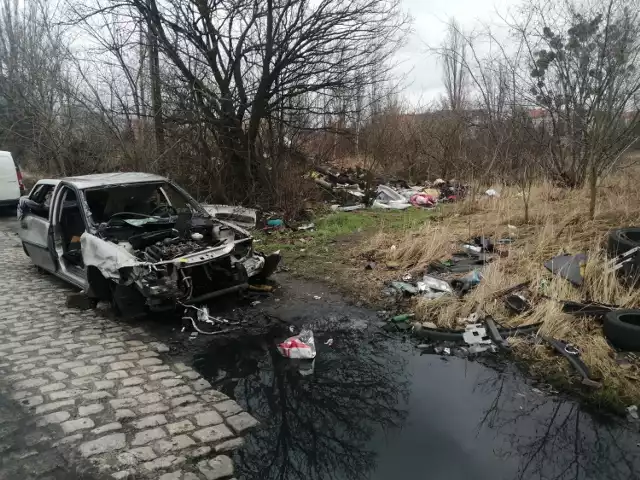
[84, 181, 204, 225]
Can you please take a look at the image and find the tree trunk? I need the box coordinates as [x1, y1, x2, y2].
[588, 165, 597, 220]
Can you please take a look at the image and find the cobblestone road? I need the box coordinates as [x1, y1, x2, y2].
[0, 226, 257, 480]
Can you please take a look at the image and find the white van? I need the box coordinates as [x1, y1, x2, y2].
[0, 150, 24, 208]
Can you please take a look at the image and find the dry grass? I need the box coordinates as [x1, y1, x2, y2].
[351, 171, 640, 409]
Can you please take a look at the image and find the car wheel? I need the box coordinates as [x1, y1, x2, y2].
[603, 310, 640, 351]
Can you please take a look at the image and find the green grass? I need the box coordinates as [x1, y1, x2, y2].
[255, 207, 441, 278]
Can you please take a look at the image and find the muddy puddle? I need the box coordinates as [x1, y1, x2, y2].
[178, 276, 640, 480]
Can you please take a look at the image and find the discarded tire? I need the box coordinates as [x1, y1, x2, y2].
[607, 228, 640, 284]
[607, 228, 640, 257]
[603, 310, 640, 351]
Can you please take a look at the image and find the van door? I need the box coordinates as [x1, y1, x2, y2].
[0, 151, 20, 205]
[20, 183, 59, 273]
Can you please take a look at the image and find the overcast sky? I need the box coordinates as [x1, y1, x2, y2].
[397, 0, 517, 107]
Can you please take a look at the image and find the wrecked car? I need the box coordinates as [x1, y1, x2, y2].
[18, 173, 279, 315]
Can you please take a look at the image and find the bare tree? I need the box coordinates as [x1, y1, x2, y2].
[513, 0, 640, 217]
[69, 0, 409, 203]
[440, 18, 468, 111]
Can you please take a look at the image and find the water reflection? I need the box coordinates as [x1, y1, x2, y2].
[474, 369, 640, 480]
[192, 324, 640, 480]
[193, 326, 410, 480]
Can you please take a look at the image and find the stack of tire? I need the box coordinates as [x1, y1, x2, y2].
[604, 228, 640, 351]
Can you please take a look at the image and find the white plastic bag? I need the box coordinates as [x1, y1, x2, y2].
[277, 329, 317, 359]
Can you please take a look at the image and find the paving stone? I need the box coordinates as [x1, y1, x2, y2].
[151, 342, 170, 353]
[117, 446, 157, 465]
[197, 455, 233, 480]
[139, 351, 159, 358]
[149, 371, 176, 381]
[121, 376, 145, 387]
[117, 386, 145, 397]
[110, 361, 135, 370]
[115, 409, 136, 420]
[83, 391, 113, 401]
[58, 361, 85, 370]
[110, 398, 138, 409]
[61, 417, 95, 434]
[181, 370, 201, 380]
[138, 357, 162, 366]
[36, 410, 71, 426]
[142, 454, 185, 472]
[79, 403, 104, 416]
[79, 433, 127, 457]
[90, 355, 117, 365]
[167, 420, 195, 435]
[125, 340, 145, 347]
[159, 472, 182, 480]
[21, 395, 44, 407]
[214, 437, 245, 453]
[192, 378, 212, 391]
[192, 424, 234, 443]
[112, 470, 135, 479]
[14, 377, 48, 389]
[173, 363, 190, 372]
[53, 433, 84, 446]
[48, 371, 69, 381]
[81, 345, 104, 354]
[133, 414, 167, 429]
[91, 422, 122, 435]
[72, 365, 101, 377]
[200, 391, 230, 403]
[118, 352, 140, 361]
[49, 388, 87, 401]
[161, 378, 184, 388]
[187, 446, 211, 458]
[31, 367, 55, 375]
[171, 395, 198, 407]
[213, 399, 243, 417]
[71, 376, 97, 386]
[139, 403, 170, 415]
[153, 434, 196, 455]
[131, 427, 167, 446]
[147, 365, 170, 373]
[102, 348, 126, 356]
[95, 380, 115, 390]
[138, 392, 163, 404]
[173, 402, 206, 418]
[195, 410, 223, 427]
[35, 399, 76, 415]
[105, 370, 128, 380]
[165, 385, 193, 398]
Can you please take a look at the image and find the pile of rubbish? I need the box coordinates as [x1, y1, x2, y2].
[383, 235, 509, 300]
[382, 226, 640, 390]
[310, 165, 469, 211]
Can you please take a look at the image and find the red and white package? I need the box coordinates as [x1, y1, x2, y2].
[277, 329, 317, 359]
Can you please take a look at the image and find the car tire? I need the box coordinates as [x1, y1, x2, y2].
[603, 310, 640, 351]
[607, 228, 640, 256]
[607, 228, 640, 284]
[21, 242, 29, 257]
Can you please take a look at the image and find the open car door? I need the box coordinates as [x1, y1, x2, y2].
[19, 182, 59, 273]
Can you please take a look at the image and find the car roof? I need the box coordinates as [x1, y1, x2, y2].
[60, 172, 168, 189]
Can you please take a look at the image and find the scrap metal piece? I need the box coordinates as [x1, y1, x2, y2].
[484, 316, 510, 350]
[462, 323, 492, 346]
[544, 253, 587, 286]
[543, 337, 601, 388]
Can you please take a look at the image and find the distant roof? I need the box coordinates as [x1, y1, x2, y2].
[61, 172, 168, 189]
